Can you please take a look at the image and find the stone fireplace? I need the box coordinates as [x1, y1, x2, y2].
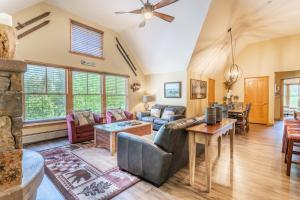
[0, 59, 26, 190]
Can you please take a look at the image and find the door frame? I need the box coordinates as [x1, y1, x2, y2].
[244, 76, 269, 125]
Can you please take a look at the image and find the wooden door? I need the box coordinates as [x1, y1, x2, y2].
[244, 77, 269, 124]
[208, 78, 215, 106]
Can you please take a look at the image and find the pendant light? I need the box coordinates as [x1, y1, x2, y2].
[224, 28, 243, 84]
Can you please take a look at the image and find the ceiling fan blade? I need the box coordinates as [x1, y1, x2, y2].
[139, 0, 145, 5]
[153, 12, 175, 22]
[139, 20, 146, 28]
[154, 0, 179, 10]
[115, 9, 142, 14]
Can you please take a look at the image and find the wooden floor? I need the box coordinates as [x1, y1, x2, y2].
[25, 122, 300, 200]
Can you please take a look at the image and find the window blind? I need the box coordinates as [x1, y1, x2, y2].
[24, 65, 66, 121]
[71, 20, 103, 58]
[72, 71, 102, 113]
[105, 75, 128, 110]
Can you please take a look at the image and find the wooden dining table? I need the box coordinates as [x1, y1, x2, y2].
[186, 118, 237, 192]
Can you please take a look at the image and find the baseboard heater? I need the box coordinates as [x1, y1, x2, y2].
[23, 129, 67, 144]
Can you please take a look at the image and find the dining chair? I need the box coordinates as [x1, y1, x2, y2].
[285, 129, 300, 176]
[235, 103, 251, 134]
[282, 120, 300, 153]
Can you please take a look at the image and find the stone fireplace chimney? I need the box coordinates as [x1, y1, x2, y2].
[0, 59, 26, 190]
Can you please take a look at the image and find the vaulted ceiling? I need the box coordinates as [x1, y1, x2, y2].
[3, 0, 300, 75]
[189, 0, 300, 75]
[1, 0, 212, 75]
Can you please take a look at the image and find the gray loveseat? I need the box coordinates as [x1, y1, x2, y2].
[117, 118, 204, 186]
[137, 104, 186, 130]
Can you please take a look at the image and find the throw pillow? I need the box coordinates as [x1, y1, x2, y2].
[74, 111, 95, 126]
[161, 109, 175, 120]
[110, 109, 127, 121]
[150, 108, 161, 118]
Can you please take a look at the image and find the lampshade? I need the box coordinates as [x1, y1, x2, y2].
[0, 13, 13, 27]
[143, 95, 151, 103]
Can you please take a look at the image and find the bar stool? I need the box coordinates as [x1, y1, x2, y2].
[282, 120, 300, 153]
[285, 130, 300, 176]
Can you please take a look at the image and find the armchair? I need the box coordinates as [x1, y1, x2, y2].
[117, 118, 204, 186]
[67, 113, 104, 144]
[106, 110, 134, 123]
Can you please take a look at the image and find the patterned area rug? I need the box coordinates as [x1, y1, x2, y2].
[40, 143, 139, 200]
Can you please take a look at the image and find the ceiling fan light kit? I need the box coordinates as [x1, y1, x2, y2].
[115, 0, 178, 28]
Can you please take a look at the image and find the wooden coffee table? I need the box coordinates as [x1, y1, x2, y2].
[94, 120, 152, 156]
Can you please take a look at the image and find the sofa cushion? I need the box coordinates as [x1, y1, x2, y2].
[150, 108, 161, 118]
[161, 108, 175, 120]
[152, 104, 167, 111]
[141, 116, 156, 122]
[154, 118, 169, 125]
[167, 106, 186, 115]
[154, 118, 203, 153]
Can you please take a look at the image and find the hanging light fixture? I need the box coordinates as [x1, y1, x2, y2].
[224, 28, 243, 85]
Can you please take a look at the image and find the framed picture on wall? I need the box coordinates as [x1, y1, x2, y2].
[190, 79, 207, 99]
[164, 82, 182, 98]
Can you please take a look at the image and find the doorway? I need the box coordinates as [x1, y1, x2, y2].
[282, 78, 300, 118]
[244, 76, 269, 124]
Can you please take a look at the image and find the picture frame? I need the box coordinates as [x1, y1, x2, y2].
[190, 79, 207, 99]
[164, 82, 182, 98]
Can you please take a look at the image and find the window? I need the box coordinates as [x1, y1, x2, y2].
[24, 62, 129, 123]
[72, 71, 102, 113]
[70, 20, 104, 58]
[24, 65, 66, 121]
[105, 75, 128, 110]
[288, 84, 300, 108]
[284, 84, 300, 108]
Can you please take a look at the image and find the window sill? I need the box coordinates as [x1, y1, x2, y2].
[23, 118, 66, 128]
[69, 50, 105, 61]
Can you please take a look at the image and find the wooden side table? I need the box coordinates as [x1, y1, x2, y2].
[186, 118, 236, 192]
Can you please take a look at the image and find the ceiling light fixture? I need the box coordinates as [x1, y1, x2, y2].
[224, 28, 243, 87]
[115, 0, 178, 28]
[142, 7, 154, 20]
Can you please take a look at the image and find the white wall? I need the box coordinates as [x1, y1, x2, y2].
[145, 71, 187, 106]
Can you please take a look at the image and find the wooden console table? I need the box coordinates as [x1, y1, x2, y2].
[186, 118, 236, 192]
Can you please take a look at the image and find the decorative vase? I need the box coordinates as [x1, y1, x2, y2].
[205, 107, 216, 125]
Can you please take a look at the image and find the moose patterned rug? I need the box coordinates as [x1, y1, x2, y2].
[40, 143, 139, 200]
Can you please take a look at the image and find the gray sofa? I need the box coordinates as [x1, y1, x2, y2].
[137, 104, 186, 130]
[117, 118, 204, 186]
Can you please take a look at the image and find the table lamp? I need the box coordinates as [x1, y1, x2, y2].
[143, 95, 151, 111]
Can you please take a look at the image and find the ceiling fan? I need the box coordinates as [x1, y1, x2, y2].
[115, 0, 179, 28]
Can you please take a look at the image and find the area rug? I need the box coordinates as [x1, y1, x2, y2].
[40, 143, 140, 200]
